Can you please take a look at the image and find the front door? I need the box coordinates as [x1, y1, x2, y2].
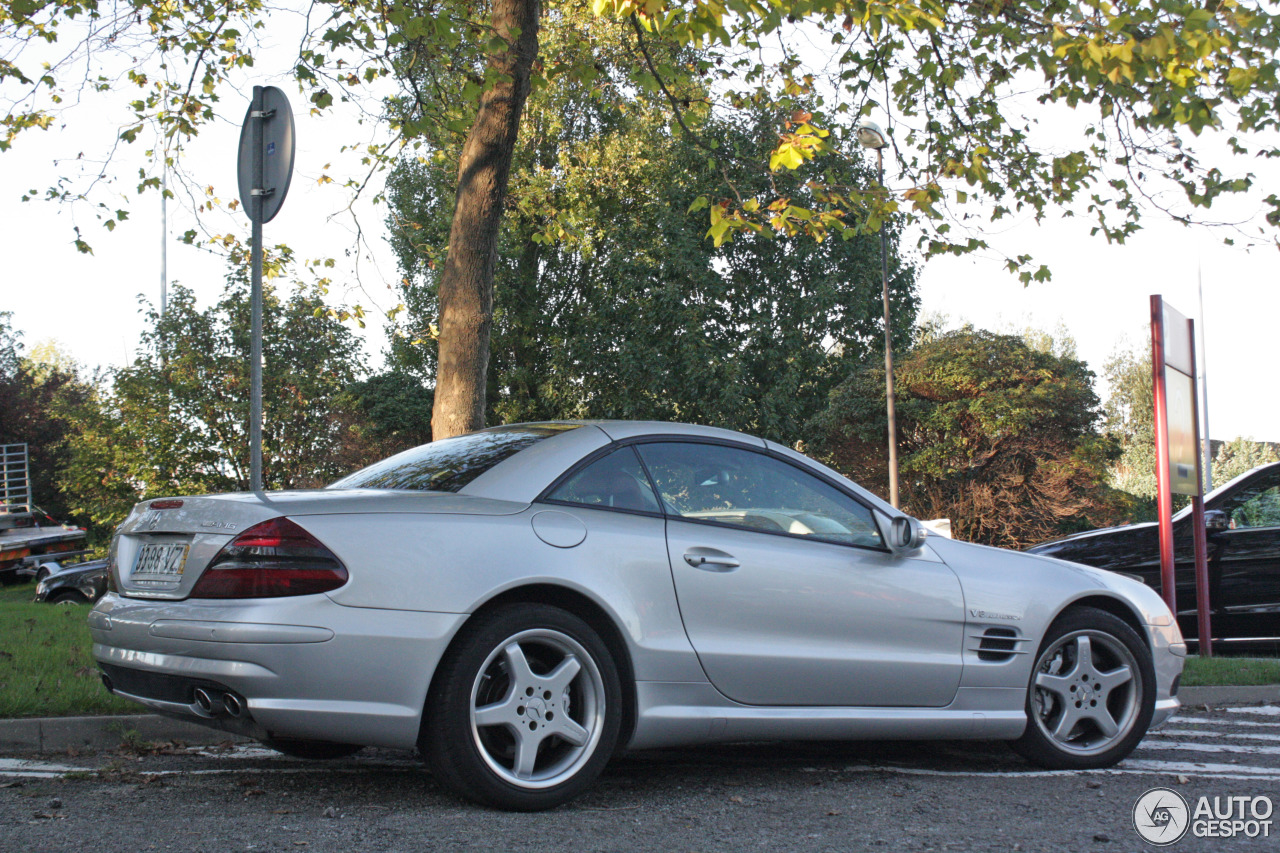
[635, 441, 966, 708]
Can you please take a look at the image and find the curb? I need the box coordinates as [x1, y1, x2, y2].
[1, 685, 1276, 756]
[0, 714, 249, 754]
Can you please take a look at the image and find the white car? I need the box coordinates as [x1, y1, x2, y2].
[91, 421, 1184, 809]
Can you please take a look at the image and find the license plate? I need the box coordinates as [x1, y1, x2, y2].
[132, 542, 190, 577]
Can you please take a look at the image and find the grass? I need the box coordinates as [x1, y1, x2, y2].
[1181, 654, 1280, 687]
[0, 581, 141, 718]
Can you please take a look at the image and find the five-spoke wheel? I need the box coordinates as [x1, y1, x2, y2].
[422, 604, 621, 810]
[1011, 607, 1155, 769]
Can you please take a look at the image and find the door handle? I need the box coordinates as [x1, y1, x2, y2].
[683, 550, 740, 571]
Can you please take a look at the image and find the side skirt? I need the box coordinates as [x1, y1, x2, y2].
[628, 682, 1027, 750]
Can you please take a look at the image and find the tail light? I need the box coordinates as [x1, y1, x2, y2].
[189, 517, 348, 599]
[106, 534, 119, 593]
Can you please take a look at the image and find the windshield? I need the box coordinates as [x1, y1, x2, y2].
[329, 423, 581, 493]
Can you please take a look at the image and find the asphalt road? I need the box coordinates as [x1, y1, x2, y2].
[3, 704, 1279, 853]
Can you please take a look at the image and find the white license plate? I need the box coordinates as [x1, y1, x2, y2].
[132, 542, 190, 577]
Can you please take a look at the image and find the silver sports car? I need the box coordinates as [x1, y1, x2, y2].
[90, 421, 1184, 810]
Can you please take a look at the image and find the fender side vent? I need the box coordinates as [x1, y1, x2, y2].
[975, 627, 1024, 662]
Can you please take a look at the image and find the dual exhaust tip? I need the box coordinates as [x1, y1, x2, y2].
[98, 672, 247, 720]
[193, 687, 247, 718]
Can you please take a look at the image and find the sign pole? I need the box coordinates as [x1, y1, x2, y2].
[1150, 296, 1177, 616]
[249, 85, 264, 493]
[237, 84, 294, 493]
[1188, 318, 1213, 656]
[1151, 294, 1214, 652]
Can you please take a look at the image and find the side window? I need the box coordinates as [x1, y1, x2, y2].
[545, 447, 661, 514]
[1228, 484, 1280, 530]
[634, 442, 883, 548]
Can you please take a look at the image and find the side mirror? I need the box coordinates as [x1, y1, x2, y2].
[1205, 509, 1230, 533]
[888, 516, 928, 553]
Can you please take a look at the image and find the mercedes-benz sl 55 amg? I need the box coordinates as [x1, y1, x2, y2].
[91, 421, 1184, 809]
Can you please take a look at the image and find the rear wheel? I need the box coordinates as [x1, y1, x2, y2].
[262, 738, 363, 760]
[1010, 607, 1154, 769]
[48, 591, 89, 605]
[422, 604, 622, 811]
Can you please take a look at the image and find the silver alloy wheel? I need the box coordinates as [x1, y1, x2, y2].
[469, 627, 607, 790]
[1029, 629, 1143, 757]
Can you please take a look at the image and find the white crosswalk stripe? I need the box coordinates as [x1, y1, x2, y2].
[1225, 705, 1280, 716]
[1171, 715, 1280, 728]
[0, 758, 84, 778]
[1153, 728, 1280, 742]
[1139, 740, 1280, 755]
[1119, 758, 1280, 779]
[1132, 707, 1280, 778]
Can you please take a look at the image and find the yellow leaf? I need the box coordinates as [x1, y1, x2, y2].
[769, 144, 804, 172]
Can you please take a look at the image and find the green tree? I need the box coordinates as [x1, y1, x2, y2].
[1102, 342, 1158, 519]
[811, 327, 1126, 548]
[59, 262, 367, 528]
[1211, 437, 1279, 487]
[5, 1, 1279, 438]
[385, 16, 917, 443]
[327, 371, 436, 474]
[0, 313, 95, 523]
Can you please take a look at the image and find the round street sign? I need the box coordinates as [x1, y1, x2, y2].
[236, 86, 296, 224]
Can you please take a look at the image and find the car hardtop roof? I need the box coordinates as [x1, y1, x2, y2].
[480, 419, 769, 446]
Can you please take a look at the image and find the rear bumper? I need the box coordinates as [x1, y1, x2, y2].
[89, 593, 466, 749]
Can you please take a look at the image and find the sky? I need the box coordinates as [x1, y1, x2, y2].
[2, 14, 1277, 444]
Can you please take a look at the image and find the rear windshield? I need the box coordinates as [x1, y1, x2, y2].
[329, 424, 581, 493]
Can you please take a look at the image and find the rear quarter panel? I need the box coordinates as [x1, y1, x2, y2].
[304, 506, 705, 683]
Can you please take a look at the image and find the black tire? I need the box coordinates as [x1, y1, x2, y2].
[421, 603, 622, 811]
[262, 737, 363, 760]
[48, 591, 89, 605]
[1010, 607, 1155, 769]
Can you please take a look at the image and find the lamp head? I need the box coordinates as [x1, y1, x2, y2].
[856, 120, 887, 150]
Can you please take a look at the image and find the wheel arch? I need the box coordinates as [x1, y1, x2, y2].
[1050, 595, 1150, 650]
[423, 583, 638, 750]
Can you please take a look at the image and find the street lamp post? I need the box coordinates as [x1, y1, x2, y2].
[856, 120, 900, 509]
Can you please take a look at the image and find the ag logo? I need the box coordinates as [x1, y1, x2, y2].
[1134, 787, 1190, 846]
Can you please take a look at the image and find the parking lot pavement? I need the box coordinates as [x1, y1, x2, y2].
[2, 705, 1279, 852]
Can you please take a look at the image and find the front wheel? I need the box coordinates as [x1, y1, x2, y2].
[1010, 607, 1155, 769]
[421, 604, 622, 810]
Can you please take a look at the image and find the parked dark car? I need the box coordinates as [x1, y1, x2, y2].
[34, 560, 108, 605]
[1028, 461, 1280, 648]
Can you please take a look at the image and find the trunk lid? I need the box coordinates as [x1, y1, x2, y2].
[111, 489, 527, 600]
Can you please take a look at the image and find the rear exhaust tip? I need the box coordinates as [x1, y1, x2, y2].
[223, 692, 245, 718]
[193, 687, 223, 716]
[101, 673, 114, 694]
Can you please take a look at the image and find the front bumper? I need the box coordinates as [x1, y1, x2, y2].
[1147, 621, 1186, 729]
[89, 593, 466, 749]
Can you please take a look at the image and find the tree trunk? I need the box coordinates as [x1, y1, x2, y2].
[430, 0, 541, 440]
